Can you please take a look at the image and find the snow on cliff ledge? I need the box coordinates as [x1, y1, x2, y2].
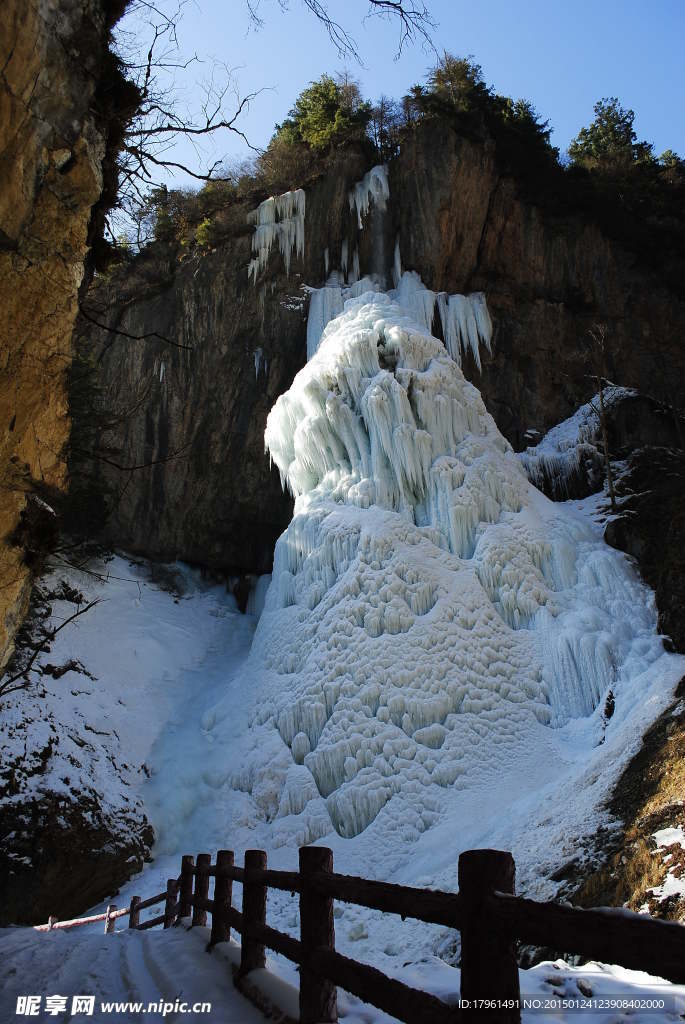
[228, 291, 683, 853]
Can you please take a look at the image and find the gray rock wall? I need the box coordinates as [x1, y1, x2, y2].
[76, 122, 685, 575]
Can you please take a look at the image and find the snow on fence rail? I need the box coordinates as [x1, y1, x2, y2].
[34, 848, 685, 1024]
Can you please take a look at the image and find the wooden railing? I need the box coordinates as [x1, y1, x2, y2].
[35, 847, 685, 1023]
[33, 877, 181, 935]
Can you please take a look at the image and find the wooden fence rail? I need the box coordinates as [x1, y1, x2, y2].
[35, 847, 685, 1023]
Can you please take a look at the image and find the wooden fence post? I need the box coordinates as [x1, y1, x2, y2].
[210, 850, 234, 946]
[192, 853, 211, 928]
[299, 846, 337, 1024]
[458, 849, 520, 1023]
[179, 855, 195, 919]
[129, 896, 141, 930]
[104, 905, 117, 935]
[240, 850, 267, 974]
[164, 879, 178, 929]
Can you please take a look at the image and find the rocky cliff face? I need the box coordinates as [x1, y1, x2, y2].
[73, 147, 370, 574]
[394, 121, 685, 446]
[0, 0, 130, 668]
[0, 0, 153, 925]
[76, 121, 685, 583]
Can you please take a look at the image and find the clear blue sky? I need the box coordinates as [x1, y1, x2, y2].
[125, 0, 685, 185]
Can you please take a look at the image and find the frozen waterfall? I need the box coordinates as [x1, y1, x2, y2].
[242, 290, 680, 843]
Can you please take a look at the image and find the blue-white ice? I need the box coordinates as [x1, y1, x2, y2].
[257, 292, 681, 848]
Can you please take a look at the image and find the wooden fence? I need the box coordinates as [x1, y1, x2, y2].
[36, 847, 685, 1023]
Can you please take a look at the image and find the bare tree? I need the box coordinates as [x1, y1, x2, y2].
[369, 94, 403, 159]
[110, 1, 262, 242]
[0, 600, 100, 704]
[108, 1, 436, 244]
[246, 1, 436, 60]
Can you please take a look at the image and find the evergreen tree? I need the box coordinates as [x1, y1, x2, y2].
[274, 74, 371, 150]
[568, 97, 653, 170]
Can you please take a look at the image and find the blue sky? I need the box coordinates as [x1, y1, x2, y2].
[127, 0, 684, 185]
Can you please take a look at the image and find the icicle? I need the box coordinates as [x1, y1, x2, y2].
[435, 291, 494, 371]
[254, 347, 267, 380]
[348, 248, 360, 286]
[341, 240, 349, 278]
[324, 248, 329, 276]
[246, 188, 306, 283]
[393, 272, 436, 333]
[348, 165, 390, 230]
[392, 236, 402, 289]
[246, 573, 272, 618]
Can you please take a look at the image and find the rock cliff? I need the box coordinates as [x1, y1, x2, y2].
[72, 147, 370, 574]
[394, 121, 685, 445]
[0, 0, 132, 668]
[0, 0, 155, 926]
[76, 120, 685, 582]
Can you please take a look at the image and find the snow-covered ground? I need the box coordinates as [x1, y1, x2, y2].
[1, 918, 683, 1023]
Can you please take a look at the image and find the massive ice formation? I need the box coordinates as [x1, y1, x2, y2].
[243, 292, 671, 844]
[247, 189, 306, 284]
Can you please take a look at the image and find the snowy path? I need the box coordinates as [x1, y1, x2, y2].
[0, 923, 267, 1022]
[1, 920, 683, 1024]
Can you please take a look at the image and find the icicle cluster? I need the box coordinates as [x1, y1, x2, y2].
[267, 291, 517, 548]
[253, 347, 267, 380]
[306, 269, 493, 372]
[393, 272, 493, 371]
[247, 189, 306, 284]
[349, 165, 390, 229]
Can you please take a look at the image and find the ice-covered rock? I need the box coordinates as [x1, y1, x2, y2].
[519, 387, 637, 499]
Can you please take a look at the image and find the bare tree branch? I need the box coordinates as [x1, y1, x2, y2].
[70, 443, 192, 473]
[245, 0, 436, 61]
[78, 305, 193, 352]
[0, 600, 100, 703]
[107, 0, 436, 245]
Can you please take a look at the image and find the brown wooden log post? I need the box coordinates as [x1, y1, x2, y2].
[192, 853, 211, 928]
[164, 879, 178, 929]
[240, 850, 267, 974]
[458, 849, 520, 1023]
[299, 846, 338, 1024]
[129, 896, 141, 930]
[179, 855, 195, 919]
[104, 905, 117, 935]
[210, 850, 234, 946]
